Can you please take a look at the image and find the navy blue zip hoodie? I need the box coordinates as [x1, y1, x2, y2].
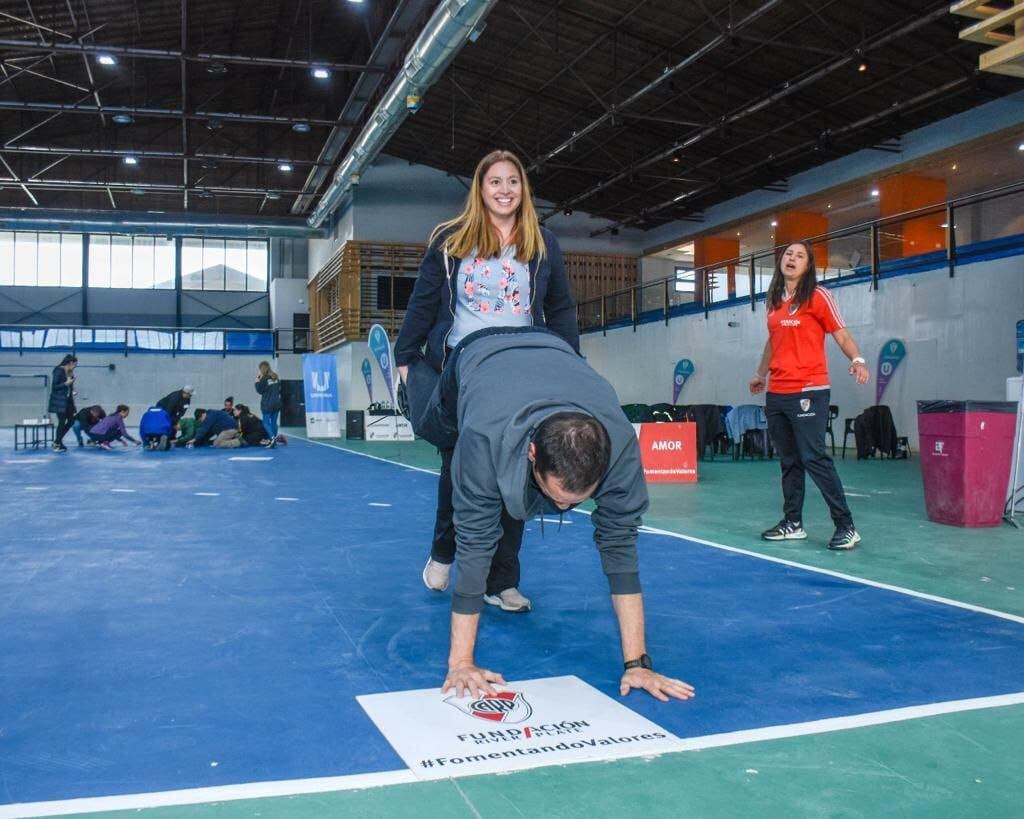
[394, 225, 579, 372]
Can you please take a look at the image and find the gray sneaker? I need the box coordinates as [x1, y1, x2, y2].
[422, 558, 451, 592]
[483, 588, 532, 613]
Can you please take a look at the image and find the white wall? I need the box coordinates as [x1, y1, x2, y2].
[581, 255, 1024, 447]
[0, 352, 276, 426]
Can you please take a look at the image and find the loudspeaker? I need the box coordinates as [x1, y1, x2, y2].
[345, 410, 364, 440]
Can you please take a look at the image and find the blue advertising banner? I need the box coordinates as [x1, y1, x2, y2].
[672, 359, 695, 404]
[368, 323, 397, 406]
[361, 358, 374, 404]
[876, 339, 906, 405]
[302, 353, 339, 438]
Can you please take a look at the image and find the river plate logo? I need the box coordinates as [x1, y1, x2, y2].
[445, 690, 534, 723]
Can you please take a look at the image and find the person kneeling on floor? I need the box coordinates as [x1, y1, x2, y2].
[73, 404, 106, 447]
[232, 404, 274, 448]
[189, 408, 238, 448]
[87, 405, 141, 449]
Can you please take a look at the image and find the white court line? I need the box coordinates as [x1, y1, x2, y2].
[110, 488, 135, 493]
[0, 770, 417, 819]
[228, 456, 273, 461]
[194, 492, 220, 497]
[631, 519, 1024, 626]
[4, 691, 1023, 817]
[294, 435, 1024, 624]
[275, 497, 299, 502]
[369, 502, 392, 507]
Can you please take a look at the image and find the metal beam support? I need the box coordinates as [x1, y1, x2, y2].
[0, 38, 384, 73]
[589, 39, 964, 235]
[0, 144, 331, 168]
[0, 99, 341, 127]
[529, 0, 784, 174]
[0, 177, 308, 196]
[181, 0, 188, 211]
[946, 203, 956, 278]
[81, 233, 89, 324]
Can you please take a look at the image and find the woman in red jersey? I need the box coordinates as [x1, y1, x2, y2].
[750, 241, 869, 550]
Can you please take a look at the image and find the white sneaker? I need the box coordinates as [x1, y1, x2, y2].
[422, 558, 451, 592]
[483, 588, 532, 613]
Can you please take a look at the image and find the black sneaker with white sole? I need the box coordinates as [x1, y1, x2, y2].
[828, 526, 861, 550]
[761, 520, 807, 541]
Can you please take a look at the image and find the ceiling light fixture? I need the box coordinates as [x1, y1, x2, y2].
[111, 114, 134, 126]
[278, 163, 293, 172]
[97, 54, 117, 66]
[770, 220, 777, 227]
[870, 188, 880, 197]
[311, 67, 330, 79]
[123, 155, 138, 166]
[206, 61, 228, 75]
[292, 122, 312, 133]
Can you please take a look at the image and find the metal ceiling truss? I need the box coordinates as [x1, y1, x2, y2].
[0, 0, 412, 214]
[540, 2, 954, 224]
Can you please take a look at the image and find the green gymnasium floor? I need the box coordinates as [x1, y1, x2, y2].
[63, 438, 1024, 819]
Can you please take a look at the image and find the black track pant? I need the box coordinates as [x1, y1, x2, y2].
[766, 390, 853, 529]
[53, 408, 74, 446]
[404, 346, 525, 596]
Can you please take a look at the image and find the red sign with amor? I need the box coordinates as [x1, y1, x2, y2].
[635, 422, 697, 483]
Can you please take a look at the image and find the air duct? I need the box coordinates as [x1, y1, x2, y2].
[307, 0, 496, 229]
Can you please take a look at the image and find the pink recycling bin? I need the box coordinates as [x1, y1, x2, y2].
[917, 400, 1018, 527]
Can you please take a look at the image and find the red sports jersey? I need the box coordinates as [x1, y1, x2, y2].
[766, 285, 845, 394]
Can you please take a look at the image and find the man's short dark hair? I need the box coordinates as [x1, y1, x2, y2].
[194, 408, 207, 420]
[116, 404, 129, 413]
[533, 412, 610, 494]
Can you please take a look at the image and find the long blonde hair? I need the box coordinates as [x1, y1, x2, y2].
[259, 361, 278, 381]
[430, 149, 545, 263]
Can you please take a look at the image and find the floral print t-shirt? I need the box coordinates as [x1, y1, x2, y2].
[446, 245, 532, 348]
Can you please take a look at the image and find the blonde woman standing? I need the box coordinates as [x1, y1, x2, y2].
[395, 149, 578, 613]
[255, 361, 281, 441]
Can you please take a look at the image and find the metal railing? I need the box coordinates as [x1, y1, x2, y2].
[578, 179, 1024, 334]
[0, 324, 311, 357]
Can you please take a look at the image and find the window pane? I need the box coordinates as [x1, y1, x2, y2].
[14, 232, 37, 285]
[182, 238, 202, 290]
[21, 329, 45, 347]
[179, 331, 223, 350]
[132, 236, 155, 289]
[674, 267, 695, 294]
[88, 235, 111, 287]
[0, 232, 15, 285]
[202, 239, 226, 290]
[110, 235, 132, 288]
[94, 329, 126, 344]
[36, 233, 60, 286]
[43, 328, 73, 347]
[155, 238, 175, 289]
[132, 330, 174, 350]
[61, 234, 83, 287]
[224, 240, 246, 291]
[246, 241, 268, 291]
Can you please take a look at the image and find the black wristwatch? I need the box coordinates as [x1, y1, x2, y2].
[623, 653, 653, 671]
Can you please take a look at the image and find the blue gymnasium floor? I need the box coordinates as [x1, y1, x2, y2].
[2, 437, 1024, 808]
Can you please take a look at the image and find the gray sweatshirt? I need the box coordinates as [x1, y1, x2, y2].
[450, 331, 648, 614]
